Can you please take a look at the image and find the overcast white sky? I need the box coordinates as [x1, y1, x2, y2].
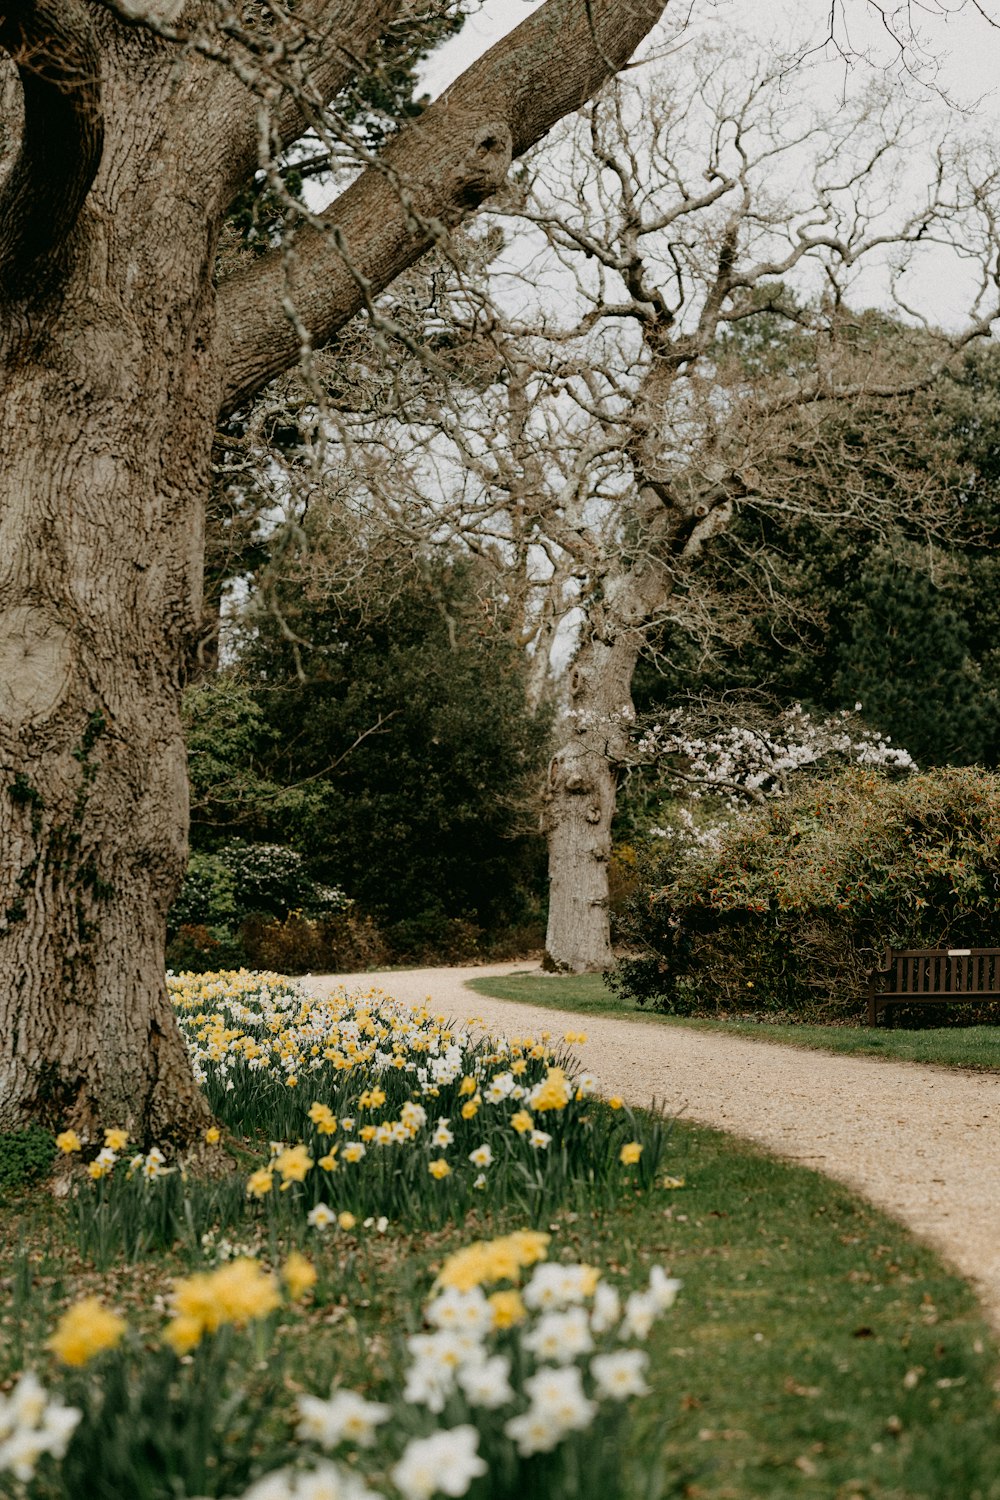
[422, 0, 1000, 105]
[416, 0, 1000, 330]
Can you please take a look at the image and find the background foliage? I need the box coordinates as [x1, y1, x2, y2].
[172, 554, 550, 969]
[611, 766, 1000, 1020]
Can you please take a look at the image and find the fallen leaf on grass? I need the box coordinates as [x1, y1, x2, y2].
[784, 1376, 821, 1398]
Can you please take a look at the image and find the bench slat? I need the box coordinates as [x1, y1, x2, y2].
[868, 946, 1000, 1025]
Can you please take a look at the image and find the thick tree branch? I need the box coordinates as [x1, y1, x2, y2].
[217, 0, 669, 416]
[0, 0, 103, 297]
[91, 0, 404, 204]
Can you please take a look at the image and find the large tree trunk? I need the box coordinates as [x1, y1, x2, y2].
[0, 17, 218, 1142]
[542, 633, 641, 973]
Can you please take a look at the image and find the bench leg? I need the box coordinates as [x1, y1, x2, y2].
[868, 994, 878, 1026]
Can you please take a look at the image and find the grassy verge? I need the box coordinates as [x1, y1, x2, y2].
[4, 1119, 999, 1500]
[465, 973, 1000, 1072]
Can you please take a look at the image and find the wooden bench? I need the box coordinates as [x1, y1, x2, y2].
[868, 947, 1000, 1026]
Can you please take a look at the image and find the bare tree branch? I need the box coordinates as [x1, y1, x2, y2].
[217, 0, 669, 415]
[0, 0, 103, 297]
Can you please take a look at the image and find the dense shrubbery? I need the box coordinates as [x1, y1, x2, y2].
[611, 767, 1000, 1020]
[167, 842, 358, 973]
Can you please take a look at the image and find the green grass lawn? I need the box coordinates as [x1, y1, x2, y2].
[5, 1119, 999, 1500]
[465, 972, 1000, 1072]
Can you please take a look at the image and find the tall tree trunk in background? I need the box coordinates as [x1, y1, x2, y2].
[542, 631, 640, 972]
[541, 471, 715, 972]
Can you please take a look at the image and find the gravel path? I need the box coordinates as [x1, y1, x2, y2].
[309, 962, 1000, 1329]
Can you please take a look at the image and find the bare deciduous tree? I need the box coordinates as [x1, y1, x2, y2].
[307, 40, 1000, 970]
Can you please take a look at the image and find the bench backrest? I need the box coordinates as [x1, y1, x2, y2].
[882, 947, 1000, 996]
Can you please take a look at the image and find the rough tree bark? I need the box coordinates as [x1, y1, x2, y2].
[541, 475, 693, 973]
[0, 0, 669, 1141]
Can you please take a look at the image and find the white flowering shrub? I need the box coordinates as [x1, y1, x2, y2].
[636, 703, 915, 809]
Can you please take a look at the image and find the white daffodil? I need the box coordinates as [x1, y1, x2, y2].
[648, 1266, 682, 1311]
[504, 1405, 564, 1456]
[620, 1289, 659, 1341]
[391, 1426, 486, 1500]
[307, 1203, 337, 1230]
[456, 1353, 516, 1410]
[295, 1389, 391, 1449]
[425, 1287, 493, 1337]
[523, 1364, 597, 1433]
[522, 1307, 594, 1364]
[524, 1262, 598, 1311]
[590, 1280, 622, 1334]
[590, 1349, 651, 1400]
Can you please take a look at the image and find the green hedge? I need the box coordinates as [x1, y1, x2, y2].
[610, 767, 1000, 1020]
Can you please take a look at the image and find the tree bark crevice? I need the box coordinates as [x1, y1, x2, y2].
[0, 0, 104, 297]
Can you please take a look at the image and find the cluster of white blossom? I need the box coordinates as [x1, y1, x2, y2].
[637, 703, 915, 808]
[0, 1372, 81, 1482]
[647, 806, 727, 854]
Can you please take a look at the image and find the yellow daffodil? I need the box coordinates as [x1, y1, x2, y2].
[619, 1141, 643, 1166]
[281, 1251, 317, 1301]
[428, 1158, 451, 1180]
[208, 1259, 281, 1324]
[511, 1110, 534, 1135]
[55, 1130, 82, 1154]
[47, 1298, 126, 1366]
[103, 1128, 129, 1151]
[531, 1067, 570, 1113]
[246, 1168, 274, 1198]
[273, 1144, 313, 1184]
[488, 1289, 527, 1328]
[436, 1230, 550, 1291]
[204, 1126, 221, 1145]
[163, 1314, 203, 1356]
[338, 1210, 357, 1230]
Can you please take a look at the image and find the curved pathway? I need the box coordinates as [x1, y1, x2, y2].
[309, 962, 1000, 1330]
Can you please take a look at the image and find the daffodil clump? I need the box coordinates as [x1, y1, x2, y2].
[55, 1121, 244, 1269]
[24, 1231, 675, 1500]
[221, 1229, 679, 1500]
[165, 971, 668, 1226]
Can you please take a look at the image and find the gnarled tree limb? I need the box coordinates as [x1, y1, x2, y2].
[217, 0, 669, 415]
[0, 0, 103, 298]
